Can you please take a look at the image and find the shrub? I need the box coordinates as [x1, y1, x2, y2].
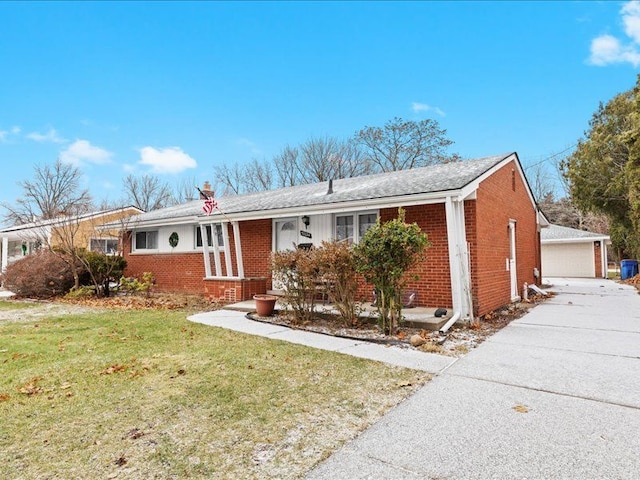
[0, 250, 76, 298]
[119, 272, 154, 297]
[271, 248, 321, 325]
[354, 208, 430, 335]
[314, 241, 361, 326]
[79, 250, 127, 297]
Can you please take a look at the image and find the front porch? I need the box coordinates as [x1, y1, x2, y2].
[222, 297, 456, 331]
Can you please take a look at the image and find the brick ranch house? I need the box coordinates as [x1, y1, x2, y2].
[113, 153, 548, 320]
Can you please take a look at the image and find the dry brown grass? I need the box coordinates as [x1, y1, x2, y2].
[0, 304, 427, 479]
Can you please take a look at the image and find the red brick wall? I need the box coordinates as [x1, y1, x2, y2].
[472, 161, 540, 315]
[123, 221, 272, 301]
[594, 241, 603, 278]
[355, 204, 454, 309]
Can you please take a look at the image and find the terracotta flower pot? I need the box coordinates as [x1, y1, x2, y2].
[253, 294, 278, 316]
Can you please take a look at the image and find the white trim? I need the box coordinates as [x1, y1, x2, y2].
[221, 222, 233, 276]
[232, 221, 244, 278]
[200, 224, 212, 277]
[1, 236, 8, 273]
[600, 240, 608, 278]
[132, 230, 159, 252]
[460, 153, 540, 216]
[210, 222, 222, 276]
[542, 237, 610, 245]
[203, 276, 243, 281]
[509, 220, 519, 301]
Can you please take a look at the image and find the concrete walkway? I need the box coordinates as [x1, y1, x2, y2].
[188, 310, 456, 374]
[307, 278, 640, 479]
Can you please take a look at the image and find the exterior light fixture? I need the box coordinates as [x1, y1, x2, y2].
[301, 215, 310, 229]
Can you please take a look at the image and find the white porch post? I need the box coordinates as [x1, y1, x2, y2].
[445, 196, 473, 320]
[232, 221, 244, 278]
[200, 225, 212, 277]
[221, 222, 233, 277]
[210, 224, 222, 276]
[1, 236, 8, 274]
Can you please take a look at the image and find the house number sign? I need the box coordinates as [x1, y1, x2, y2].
[300, 230, 312, 239]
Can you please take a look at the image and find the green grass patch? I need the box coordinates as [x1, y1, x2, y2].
[0, 306, 427, 479]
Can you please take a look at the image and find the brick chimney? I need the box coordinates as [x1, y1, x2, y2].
[200, 181, 214, 199]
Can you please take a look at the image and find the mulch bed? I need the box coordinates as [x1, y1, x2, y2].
[247, 293, 552, 357]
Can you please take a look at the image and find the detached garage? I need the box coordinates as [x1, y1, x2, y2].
[541, 224, 610, 278]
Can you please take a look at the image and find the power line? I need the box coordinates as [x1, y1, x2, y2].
[524, 143, 578, 169]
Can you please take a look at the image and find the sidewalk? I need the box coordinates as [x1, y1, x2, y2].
[307, 278, 640, 479]
[188, 310, 456, 374]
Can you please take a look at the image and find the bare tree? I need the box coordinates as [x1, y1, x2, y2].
[295, 136, 370, 183]
[524, 162, 555, 202]
[1, 160, 92, 226]
[172, 176, 199, 204]
[355, 117, 456, 172]
[273, 145, 301, 188]
[122, 174, 172, 211]
[243, 158, 273, 192]
[213, 163, 246, 196]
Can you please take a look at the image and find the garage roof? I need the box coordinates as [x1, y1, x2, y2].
[541, 224, 610, 243]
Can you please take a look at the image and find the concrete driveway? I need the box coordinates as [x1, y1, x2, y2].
[308, 278, 640, 479]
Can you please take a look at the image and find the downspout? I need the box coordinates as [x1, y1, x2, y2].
[439, 311, 461, 334]
[442, 194, 471, 333]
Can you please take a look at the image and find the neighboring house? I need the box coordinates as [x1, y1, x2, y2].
[541, 224, 610, 278]
[113, 152, 547, 320]
[0, 206, 144, 273]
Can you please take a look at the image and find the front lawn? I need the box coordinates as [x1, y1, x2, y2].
[0, 306, 427, 479]
[0, 299, 36, 310]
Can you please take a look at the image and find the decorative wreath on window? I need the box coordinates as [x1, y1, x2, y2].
[169, 232, 179, 248]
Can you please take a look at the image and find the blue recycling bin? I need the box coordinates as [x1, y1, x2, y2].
[621, 259, 639, 280]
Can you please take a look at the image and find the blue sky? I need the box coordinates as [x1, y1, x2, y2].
[1, 1, 639, 219]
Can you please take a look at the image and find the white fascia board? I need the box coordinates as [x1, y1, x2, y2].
[459, 153, 539, 213]
[108, 216, 203, 231]
[542, 236, 610, 245]
[538, 211, 551, 228]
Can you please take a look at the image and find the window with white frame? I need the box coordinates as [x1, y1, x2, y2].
[335, 211, 378, 244]
[134, 230, 158, 250]
[195, 224, 224, 248]
[90, 238, 119, 255]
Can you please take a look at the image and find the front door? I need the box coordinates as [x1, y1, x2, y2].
[509, 220, 519, 300]
[275, 219, 298, 252]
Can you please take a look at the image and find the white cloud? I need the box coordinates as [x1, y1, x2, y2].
[411, 102, 446, 117]
[623, 0, 640, 43]
[26, 128, 67, 144]
[59, 140, 112, 166]
[138, 146, 197, 174]
[588, 1, 640, 67]
[0, 126, 21, 142]
[589, 34, 640, 67]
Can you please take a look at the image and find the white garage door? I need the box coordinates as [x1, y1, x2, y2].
[542, 242, 594, 277]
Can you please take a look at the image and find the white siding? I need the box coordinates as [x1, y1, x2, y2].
[542, 242, 594, 277]
[305, 214, 332, 246]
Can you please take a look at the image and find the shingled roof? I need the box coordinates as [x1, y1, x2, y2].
[125, 153, 515, 225]
[541, 224, 610, 242]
